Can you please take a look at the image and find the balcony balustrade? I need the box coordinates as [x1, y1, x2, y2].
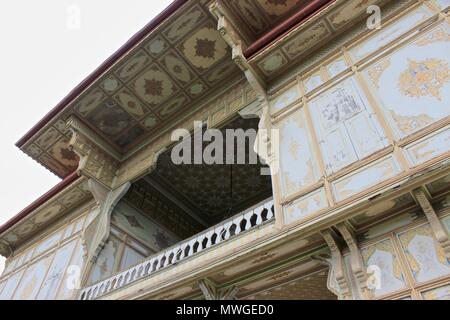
[79, 198, 275, 300]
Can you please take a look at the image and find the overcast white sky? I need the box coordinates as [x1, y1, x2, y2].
[0, 0, 173, 275]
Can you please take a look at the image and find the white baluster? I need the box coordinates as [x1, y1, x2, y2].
[222, 221, 233, 240]
[203, 230, 214, 249]
[157, 254, 165, 270]
[233, 215, 244, 235]
[255, 207, 263, 225]
[187, 238, 197, 256]
[243, 211, 253, 230]
[214, 226, 225, 244]
[266, 203, 274, 220]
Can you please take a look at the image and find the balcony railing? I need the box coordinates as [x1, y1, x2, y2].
[79, 198, 275, 300]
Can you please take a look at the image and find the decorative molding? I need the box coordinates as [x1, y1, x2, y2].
[198, 278, 238, 300]
[412, 187, 450, 258]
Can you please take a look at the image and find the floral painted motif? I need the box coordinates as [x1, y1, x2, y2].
[398, 59, 450, 101]
[416, 28, 450, 47]
[368, 60, 391, 89]
[398, 224, 450, 283]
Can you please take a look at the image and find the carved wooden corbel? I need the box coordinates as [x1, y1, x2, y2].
[80, 180, 131, 285]
[412, 187, 450, 258]
[317, 229, 352, 300]
[0, 239, 13, 258]
[67, 116, 120, 189]
[336, 222, 370, 299]
[198, 279, 239, 300]
[210, 0, 267, 97]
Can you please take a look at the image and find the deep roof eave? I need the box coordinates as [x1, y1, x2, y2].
[15, 0, 189, 149]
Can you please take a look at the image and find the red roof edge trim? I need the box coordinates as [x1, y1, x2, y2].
[0, 171, 80, 235]
[244, 0, 336, 59]
[15, 0, 188, 149]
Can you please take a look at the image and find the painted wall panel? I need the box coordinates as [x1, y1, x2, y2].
[277, 108, 321, 198]
[405, 126, 450, 166]
[361, 238, 407, 297]
[0, 270, 24, 300]
[89, 237, 121, 285]
[433, 0, 450, 10]
[363, 22, 450, 139]
[349, 5, 433, 61]
[326, 57, 348, 78]
[283, 188, 328, 224]
[120, 245, 145, 270]
[303, 72, 323, 93]
[37, 240, 77, 300]
[270, 85, 300, 114]
[309, 76, 388, 175]
[13, 255, 53, 300]
[112, 202, 180, 252]
[57, 242, 84, 300]
[332, 155, 401, 202]
[398, 224, 450, 283]
[33, 231, 63, 258]
[421, 284, 450, 300]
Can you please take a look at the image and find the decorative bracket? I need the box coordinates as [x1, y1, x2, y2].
[336, 222, 370, 299]
[412, 187, 450, 258]
[210, 0, 267, 99]
[80, 180, 131, 285]
[67, 116, 120, 189]
[317, 228, 352, 300]
[0, 239, 13, 258]
[198, 279, 239, 300]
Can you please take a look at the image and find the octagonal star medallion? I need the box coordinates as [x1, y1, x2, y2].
[133, 64, 178, 107]
[180, 24, 228, 72]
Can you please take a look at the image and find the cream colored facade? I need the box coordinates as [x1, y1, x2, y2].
[0, 0, 449, 300]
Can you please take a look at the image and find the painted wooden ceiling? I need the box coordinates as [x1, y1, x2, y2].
[224, 0, 316, 40]
[243, 268, 337, 300]
[19, 0, 241, 178]
[148, 117, 273, 225]
[17, 0, 407, 179]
